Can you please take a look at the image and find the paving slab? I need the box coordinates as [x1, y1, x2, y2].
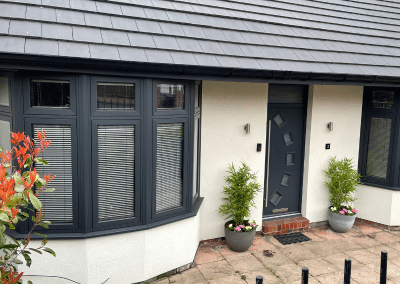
[298, 257, 337, 276]
[366, 260, 400, 280]
[312, 228, 343, 240]
[322, 252, 362, 270]
[194, 246, 224, 264]
[349, 235, 381, 248]
[168, 267, 208, 284]
[303, 231, 324, 241]
[370, 231, 400, 245]
[215, 244, 252, 258]
[197, 260, 238, 281]
[350, 262, 381, 283]
[280, 243, 318, 262]
[241, 269, 283, 284]
[248, 235, 277, 253]
[327, 237, 363, 252]
[267, 262, 302, 283]
[367, 244, 400, 259]
[301, 241, 342, 257]
[208, 274, 247, 284]
[346, 249, 381, 265]
[253, 250, 296, 268]
[315, 271, 360, 284]
[224, 253, 266, 273]
[337, 227, 362, 238]
[355, 224, 382, 234]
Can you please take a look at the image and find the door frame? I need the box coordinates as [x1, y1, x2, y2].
[263, 85, 309, 219]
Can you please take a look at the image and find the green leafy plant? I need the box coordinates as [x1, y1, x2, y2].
[324, 157, 361, 214]
[218, 162, 261, 231]
[0, 131, 56, 283]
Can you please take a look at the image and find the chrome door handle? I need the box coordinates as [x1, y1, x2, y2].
[265, 120, 272, 207]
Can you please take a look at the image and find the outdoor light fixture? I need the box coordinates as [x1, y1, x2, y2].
[244, 123, 250, 134]
[327, 122, 333, 131]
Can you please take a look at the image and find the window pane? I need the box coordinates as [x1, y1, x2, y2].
[97, 83, 135, 110]
[30, 80, 70, 108]
[34, 125, 73, 223]
[372, 90, 394, 109]
[195, 81, 200, 109]
[193, 118, 199, 199]
[366, 117, 392, 179]
[0, 120, 11, 152]
[98, 126, 135, 222]
[268, 84, 304, 104]
[0, 76, 9, 107]
[156, 123, 183, 212]
[157, 84, 184, 110]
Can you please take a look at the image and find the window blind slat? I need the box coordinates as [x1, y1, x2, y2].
[156, 123, 183, 213]
[97, 126, 135, 222]
[34, 125, 73, 223]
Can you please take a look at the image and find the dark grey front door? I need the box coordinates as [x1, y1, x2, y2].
[263, 85, 306, 217]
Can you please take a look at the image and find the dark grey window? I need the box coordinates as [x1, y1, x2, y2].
[359, 87, 400, 189]
[17, 74, 201, 237]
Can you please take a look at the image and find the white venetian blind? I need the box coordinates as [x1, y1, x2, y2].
[156, 123, 183, 213]
[97, 125, 135, 222]
[34, 125, 73, 223]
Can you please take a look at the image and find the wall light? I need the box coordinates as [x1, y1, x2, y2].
[327, 122, 333, 131]
[244, 123, 250, 134]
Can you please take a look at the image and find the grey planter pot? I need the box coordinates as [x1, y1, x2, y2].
[328, 210, 356, 233]
[224, 225, 256, 252]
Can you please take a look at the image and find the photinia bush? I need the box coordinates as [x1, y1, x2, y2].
[0, 131, 56, 284]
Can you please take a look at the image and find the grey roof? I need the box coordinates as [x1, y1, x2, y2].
[0, 0, 400, 78]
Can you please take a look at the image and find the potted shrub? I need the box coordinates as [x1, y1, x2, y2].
[218, 162, 261, 252]
[324, 157, 361, 233]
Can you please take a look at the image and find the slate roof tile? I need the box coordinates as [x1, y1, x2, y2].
[128, 33, 156, 48]
[0, 36, 25, 53]
[25, 38, 58, 56]
[118, 46, 148, 62]
[42, 23, 73, 41]
[26, 6, 56, 22]
[188, 14, 211, 26]
[111, 17, 138, 32]
[0, 3, 26, 19]
[198, 40, 224, 54]
[59, 42, 90, 58]
[258, 46, 282, 59]
[191, 4, 214, 14]
[73, 26, 102, 43]
[0, 19, 10, 35]
[56, 10, 85, 26]
[256, 58, 282, 71]
[275, 36, 299, 48]
[159, 22, 185, 37]
[166, 11, 191, 23]
[239, 44, 262, 57]
[101, 30, 130, 46]
[170, 51, 198, 65]
[153, 35, 181, 50]
[202, 27, 227, 41]
[136, 19, 162, 34]
[307, 62, 334, 73]
[275, 60, 297, 71]
[181, 25, 207, 39]
[242, 20, 266, 33]
[89, 44, 120, 60]
[219, 42, 244, 56]
[145, 49, 174, 64]
[144, 8, 169, 21]
[42, 0, 70, 9]
[171, 2, 195, 12]
[292, 49, 316, 62]
[176, 38, 203, 52]
[121, 5, 147, 18]
[215, 55, 242, 68]
[9, 20, 41, 37]
[96, 2, 122, 15]
[237, 57, 262, 69]
[151, 0, 175, 10]
[7, 0, 40, 4]
[222, 30, 246, 43]
[241, 32, 264, 45]
[70, 0, 97, 12]
[193, 53, 221, 67]
[84, 13, 113, 29]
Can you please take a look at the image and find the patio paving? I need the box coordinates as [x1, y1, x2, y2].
[150, 223, 400, 284]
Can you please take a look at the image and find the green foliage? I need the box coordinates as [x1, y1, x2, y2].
[324, 157, 361, 210]
[218, 162, 261, 225]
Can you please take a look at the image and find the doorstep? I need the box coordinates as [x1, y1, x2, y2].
[262, 216, 310, 236]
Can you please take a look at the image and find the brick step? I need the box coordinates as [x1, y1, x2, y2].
[262, 216, 310, 236]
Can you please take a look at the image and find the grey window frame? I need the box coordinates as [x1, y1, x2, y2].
[90, 76, 141, 117]
[359, 86, 400, 190]
[23, 74, 77, 116]
[153, 79, 190, 116]
[24, 118, 80, 233]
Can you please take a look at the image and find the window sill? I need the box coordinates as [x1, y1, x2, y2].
[7, 197, 203, 240]
[360, 180, 400, 191]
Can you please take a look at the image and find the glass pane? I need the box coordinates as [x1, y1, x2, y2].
[34, 125, 73, 223]
[268, 84, 304, 104]
[372, 90, 394, 109]
[280, 172, 291, 187]
[0, 120, 11, 152]
[286, 153, 294, 166]
[273, 113, 285, 128]
[366, 117, 392, 179]
[193, 118, 199, 199]
[283, 132, 294, 146]
[98, 126, 135, 222]
[156, 123, 183, 213]
[97, 83, 135, 110]
[30, 80, 70, 108]
[0, 76, 9, 107]
[195, 81, 200, 109]
[157, 84, 184, 110]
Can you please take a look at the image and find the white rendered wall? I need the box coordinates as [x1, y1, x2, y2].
[302, 85, 364, 223]
[199, 81, 268, 240]
[20, 214, 200, 284]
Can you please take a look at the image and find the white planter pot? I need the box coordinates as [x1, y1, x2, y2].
[328, 210, 356, 233]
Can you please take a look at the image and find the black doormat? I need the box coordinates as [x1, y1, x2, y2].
[274, 232, 311, 245]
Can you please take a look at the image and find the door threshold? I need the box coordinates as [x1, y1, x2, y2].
[262, 212, 302, 222]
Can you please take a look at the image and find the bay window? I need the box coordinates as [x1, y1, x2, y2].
[11, 73, 201, 238]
